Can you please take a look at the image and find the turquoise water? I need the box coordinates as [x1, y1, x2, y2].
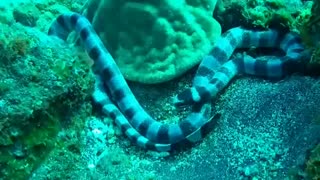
[0, 0, 319, 179]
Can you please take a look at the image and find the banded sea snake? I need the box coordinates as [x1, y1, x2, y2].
[49, 13, 310, 152]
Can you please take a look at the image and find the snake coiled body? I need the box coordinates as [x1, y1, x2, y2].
[49, 13, 309, 152]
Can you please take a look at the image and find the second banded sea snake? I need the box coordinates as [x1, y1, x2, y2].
[48, 13, 310, 152]
[173, 27, 309, 106]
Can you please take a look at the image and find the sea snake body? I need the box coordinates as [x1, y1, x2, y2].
[49, 13, 310, 152]
[173, 28, 309, 106]
[49, 13, 216, 152]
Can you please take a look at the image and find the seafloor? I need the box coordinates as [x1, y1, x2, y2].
[0, 0, 319, 180]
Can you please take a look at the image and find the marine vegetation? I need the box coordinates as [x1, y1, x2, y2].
[0, 0, 320, 179]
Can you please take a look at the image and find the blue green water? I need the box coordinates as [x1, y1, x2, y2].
[0, 0, 319, 179]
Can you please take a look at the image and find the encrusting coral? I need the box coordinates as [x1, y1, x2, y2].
[82, 0, 221, 83]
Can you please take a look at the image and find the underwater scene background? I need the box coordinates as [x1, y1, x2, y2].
[0, 0, 320, 179]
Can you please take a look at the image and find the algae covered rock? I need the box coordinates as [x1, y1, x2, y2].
[0, 22, 94, 179]
[82, 0, 221, 83]
[305, 143, 320, 179]
[216, 0, 311, 31]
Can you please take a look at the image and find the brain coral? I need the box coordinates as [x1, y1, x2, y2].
[82, 0, 221, 83]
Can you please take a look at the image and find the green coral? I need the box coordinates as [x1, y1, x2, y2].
[299, 0, 320, 68]
[0, 99, 92, 179]
[305, 144, 320, 179]
[265, 0, 285, 9]
[299, 0, 320, 48]
[216, 0, 310, 31]
[0, 110, 61, 179]
[83, 0, 221, 83]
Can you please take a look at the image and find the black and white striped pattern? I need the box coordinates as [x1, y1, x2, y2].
[49, 13, 310, 151]
[173, 27, 309, 106]
[49, 13, 218, 152]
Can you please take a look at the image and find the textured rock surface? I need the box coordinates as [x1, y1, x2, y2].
[30, 74, 320, 179]
[0, 22, 94, 179]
